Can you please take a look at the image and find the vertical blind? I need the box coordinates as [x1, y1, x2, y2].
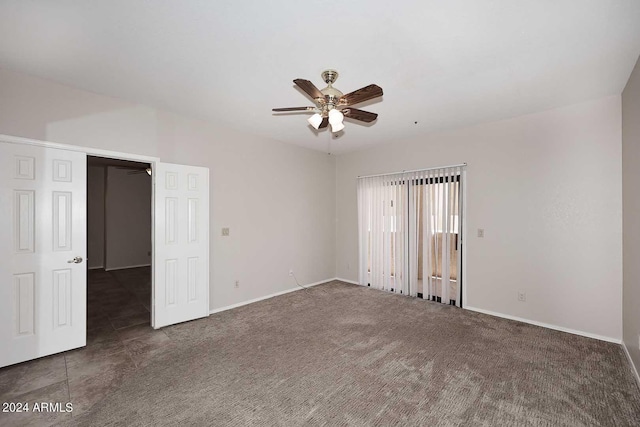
[357, 166, 464, 306]
[357, 173, 409, 295]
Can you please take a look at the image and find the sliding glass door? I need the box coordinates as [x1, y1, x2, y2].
[409, 170, 462, 306]
[358, 166, 464, 306]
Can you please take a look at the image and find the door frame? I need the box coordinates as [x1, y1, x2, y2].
[0, 133, 164, 328]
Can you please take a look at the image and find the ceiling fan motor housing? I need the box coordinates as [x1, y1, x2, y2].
[318, 71, 343, 115]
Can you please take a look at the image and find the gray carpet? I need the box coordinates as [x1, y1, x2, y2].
[63, 281, 640, 426]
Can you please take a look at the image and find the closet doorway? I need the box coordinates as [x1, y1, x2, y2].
[87, 156, 153, 334]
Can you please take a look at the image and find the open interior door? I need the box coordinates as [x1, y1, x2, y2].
[153, 162, 209, 328]
[0, 141, 87, 367]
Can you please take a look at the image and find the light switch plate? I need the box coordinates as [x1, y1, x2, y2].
[222, 227, 230, 236]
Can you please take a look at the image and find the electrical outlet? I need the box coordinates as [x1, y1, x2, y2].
[477, 228, 484, 238]
[234, 280, 239, 288]
[289, 269, 294, 277]
[222, 228, 230, 236]
[518, 291, 526, 302]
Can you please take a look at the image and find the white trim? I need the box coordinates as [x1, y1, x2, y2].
[105, 263, 151, 271]
[0, 134, 159, 163]
[466, 306, 621, 344]
[209, 278, 334, 315]
[335, 277, 359, 285]
[461, 168, 467, 309]
[622, 342, 640, 390]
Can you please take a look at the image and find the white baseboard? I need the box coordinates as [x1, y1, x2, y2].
[465, 306, 621, 344]
[209, 278, 334, 315]
[105, 263, 151, 271]
[622, 342, 640, 390]
[335, 277, 360, 285]
[207, 280, 621, 346]
[338, 281, 622, 345]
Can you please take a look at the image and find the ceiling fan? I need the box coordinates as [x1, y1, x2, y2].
[272, 70, 383, 133]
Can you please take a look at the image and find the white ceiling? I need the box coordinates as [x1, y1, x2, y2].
[1, 1, 639, 154]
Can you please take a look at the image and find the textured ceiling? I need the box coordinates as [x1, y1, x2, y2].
[1, 0, 639, 154]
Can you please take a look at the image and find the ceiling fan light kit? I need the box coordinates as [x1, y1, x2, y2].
[273, 69, 383, 134]
[328, 108, 343, 124]
[307, 113, 324, 130]
[331, 121, 345, 133]
[328, 108, 345, 132]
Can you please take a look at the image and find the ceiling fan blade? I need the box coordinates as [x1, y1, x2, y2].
[342, 108, 378, 123]
[293, 79, 324, 100]
[318, 117, 329, 129]
[272, 107, 315, 112]
[339, 84, 383, 106]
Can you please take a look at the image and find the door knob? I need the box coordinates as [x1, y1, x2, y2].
[67, 256, 83, 264]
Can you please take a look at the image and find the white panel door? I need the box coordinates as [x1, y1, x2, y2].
[0, 142, 87, 367]
[153, 163, 209, 328]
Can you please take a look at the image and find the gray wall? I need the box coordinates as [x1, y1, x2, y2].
[87, 166, 105, 269]
[87, 165, 152, 271]
[104, 166, 152, 270]
[623, 55, 640, 376]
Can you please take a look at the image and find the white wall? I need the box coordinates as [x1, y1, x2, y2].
[0, 69, 158, 156]
[0, 67, 624, 343]
[0, 68, 336, 310]
[622, 56, 640, 375]
[153, 110, 336, 309]
[104, 166, 152, 270]
[87, 165, 105, 269]
[336, 96, 623, 341]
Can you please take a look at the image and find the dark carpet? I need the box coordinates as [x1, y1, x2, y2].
[62, 281, 640, 426]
